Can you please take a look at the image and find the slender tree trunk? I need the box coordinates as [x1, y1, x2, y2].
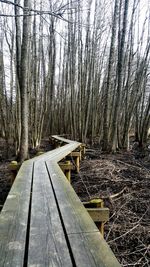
[111, 0, 129, 152]
[18, 0, 31, 162]
[102, 0, 119, 151]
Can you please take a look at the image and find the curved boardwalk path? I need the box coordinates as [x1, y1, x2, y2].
[0, 136, 121, 267]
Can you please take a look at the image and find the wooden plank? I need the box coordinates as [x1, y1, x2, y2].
[69, 151, 81, 157]
[28, 161, 73, 267]
[0, 160, 33, 267]
[52, 135, 76, 144]
[46, 162, 121, 267]
[59, 162, 75, 171]
[46, 161, 99, 234]
[68, 232, 121, 267]
[33, 141, 81, 163]
[52, 144, 81, 162]
[0, 135, 121, 267]
[86, 208, 109, 222]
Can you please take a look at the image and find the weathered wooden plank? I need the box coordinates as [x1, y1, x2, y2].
[52, 135, 77, 144]
[46, 161, 99, 234]
[28, 161, 73, 267]
[69, 151, 81, 157]
[68, 232, 121, 267]
[59, 162, 74, 171]
[52, 143, 81, 162]
[0, 160, 33, 267]
[86, 208, 109, 222]
[46, 162, 121, 266]
[0, 135, 121, 267]
[33, 141, 81, 163]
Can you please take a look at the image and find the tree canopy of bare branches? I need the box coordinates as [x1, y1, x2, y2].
[0, 0, 149, 160]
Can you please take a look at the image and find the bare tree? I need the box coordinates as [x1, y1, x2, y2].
[17, 0, 31, 162]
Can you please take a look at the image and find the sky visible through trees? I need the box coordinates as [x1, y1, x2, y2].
[0, 0, 149, 160]
[0, 2, 149, 266]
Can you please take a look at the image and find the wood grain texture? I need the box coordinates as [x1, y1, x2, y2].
[0, 136, 121, 267]
[33, 142, 81, 163]
[87, 208, 109, 222]
[46, 161, 99, 235]
[68, 232, 121, 267]
[51, 135, 78, 144]
[46, 160, 121, 267]
[28, 161, 73, 267]
[0, 161, 33, 267]
[33, 135, 81, 163]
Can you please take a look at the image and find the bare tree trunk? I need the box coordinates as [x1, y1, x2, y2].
[18, 0, 31, 162]
[139, 95, 150, 147]
[111, 0, 129, 152]
[102, 0, 119, 151]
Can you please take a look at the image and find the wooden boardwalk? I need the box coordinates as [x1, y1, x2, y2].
[0, 136, 121, 267]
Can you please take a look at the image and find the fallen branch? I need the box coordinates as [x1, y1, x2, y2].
[102, 187, 127, 201]
[108, 223, 139, 244]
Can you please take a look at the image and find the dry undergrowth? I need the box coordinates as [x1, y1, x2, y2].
[72, 149, 150, 266]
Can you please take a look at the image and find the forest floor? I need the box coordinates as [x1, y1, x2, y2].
[0, 138, 150, 266]
[72, 141, 150, 267]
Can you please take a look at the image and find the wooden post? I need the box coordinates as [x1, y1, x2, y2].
[83, 145, 86, 155]
[79, 150, 82, 161]
[83, 198, 108, 236]
[59, 161, 74, 183]
[90, 199, 105, 236]
[86, 207, 109, 236]
[75, 156, 80, 173]
[8, 161, 20, 184]
[80, 144, 86, 159]
[69, 151, 81, 172]
[64, 161, 71, 183]
[90, 198, 104, 208]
